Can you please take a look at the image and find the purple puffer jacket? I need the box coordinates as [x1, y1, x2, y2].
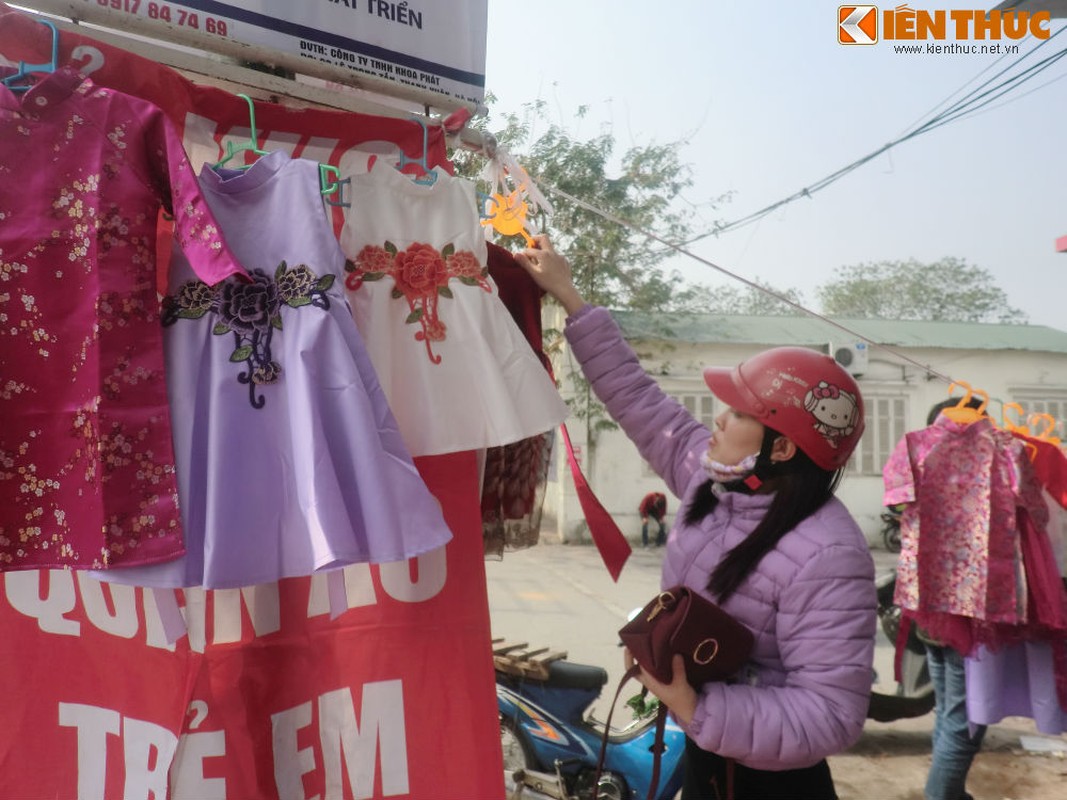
[566, 306, 877, 771]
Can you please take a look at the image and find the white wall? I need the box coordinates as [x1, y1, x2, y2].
[542, 316, 1067, 548]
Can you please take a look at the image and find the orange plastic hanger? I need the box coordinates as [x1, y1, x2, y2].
[481, 190, 536, 246]
[940, 381, 989, 424]
[1001, 403, 1040, 461]
[1001, 402, 1030, 435]
[1027, 412, 1062, 446]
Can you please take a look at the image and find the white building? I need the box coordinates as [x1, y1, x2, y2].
[542, 309, 1067, 547]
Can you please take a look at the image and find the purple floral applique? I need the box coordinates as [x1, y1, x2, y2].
[163, 261, 334, 408]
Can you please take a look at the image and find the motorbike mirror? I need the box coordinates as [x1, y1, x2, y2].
[618, 607, 645, 648]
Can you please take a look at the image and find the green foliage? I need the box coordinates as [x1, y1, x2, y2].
[451, 99, 717, 312]
[451, 98, 729, 439]
[450, 104, 1027, 462]
[626, 690, 661, 720]
[816, 257, 1027, 323]
[668, 279, 806, 316]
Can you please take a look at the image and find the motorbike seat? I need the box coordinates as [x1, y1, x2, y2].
[542, 660, 609, 691]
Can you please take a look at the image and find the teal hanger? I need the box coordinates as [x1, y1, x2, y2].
[319, 164, 350, 208]
[476, 190, 497, 220]
[395, 117, 438, 186]
[3, 19, 59, 94]
[213, 93, 269, 170]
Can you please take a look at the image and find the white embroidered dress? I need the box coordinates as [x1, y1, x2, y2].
[339, 161, 568, 457]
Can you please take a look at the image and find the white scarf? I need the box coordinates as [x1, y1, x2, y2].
[700, 451, 760, 485]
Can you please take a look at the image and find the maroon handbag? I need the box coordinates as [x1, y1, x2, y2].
[593, 587, 754, 800]
[620, 586, 754, 686]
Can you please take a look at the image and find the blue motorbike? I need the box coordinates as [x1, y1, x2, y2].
[496, 649, 686, 800]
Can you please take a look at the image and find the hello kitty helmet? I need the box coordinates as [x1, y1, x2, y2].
[702, 346, 865, 471]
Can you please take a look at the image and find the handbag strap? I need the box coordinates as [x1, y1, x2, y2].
[592, 664, 669, 800]
[592, 664, 638, 800]
[647, 702, 668, 800]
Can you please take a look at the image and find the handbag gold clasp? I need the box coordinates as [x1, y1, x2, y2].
[646, 591, 675, 622]
[693, 638, 720, 665]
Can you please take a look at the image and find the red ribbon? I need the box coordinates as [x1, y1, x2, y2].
[560, 424, 632, 581]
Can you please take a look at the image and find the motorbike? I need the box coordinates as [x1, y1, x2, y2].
[496, 565, 933, 799]
[867, 568, 935, 721]
[880, 504, 904, 554]
[496, 647, 685, 800]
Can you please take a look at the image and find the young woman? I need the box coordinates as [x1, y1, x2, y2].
[516, 236, 877, 799]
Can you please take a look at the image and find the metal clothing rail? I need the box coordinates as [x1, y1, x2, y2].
[8, 1, 491, 153]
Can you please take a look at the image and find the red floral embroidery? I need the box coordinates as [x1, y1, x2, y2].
[344, 244, 393, 291]
[446, 249, 483, 280]
[394, 242, 448, 296]
[344, 240, 491, 363]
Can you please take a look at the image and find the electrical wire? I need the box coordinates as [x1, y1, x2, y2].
[916, 45, 1067, 132]
[540, 178, 1063, 425]
[683, 28, 1067, 242]
[538, 179, 958, 386]
[526, 30, 1067, 415]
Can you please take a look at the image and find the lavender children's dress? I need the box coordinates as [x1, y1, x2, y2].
[94, 150, 451, 589]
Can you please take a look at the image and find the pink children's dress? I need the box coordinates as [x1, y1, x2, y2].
[883, 415, 1030, 627]
[0, 66, 246, 570]
[338, 160, 568, 457]
[883, 414, 1061, 654]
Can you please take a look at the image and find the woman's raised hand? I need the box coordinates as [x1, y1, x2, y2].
[514, 234, 586, 316]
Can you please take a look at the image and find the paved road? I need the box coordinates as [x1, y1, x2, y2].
[486, 539, 1067, 800]
[486, 537, 900, 719]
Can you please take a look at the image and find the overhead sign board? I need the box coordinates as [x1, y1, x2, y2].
[23, 0, 488, 108]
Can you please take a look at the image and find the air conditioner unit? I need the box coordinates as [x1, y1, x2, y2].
[832, 342, 869, 376]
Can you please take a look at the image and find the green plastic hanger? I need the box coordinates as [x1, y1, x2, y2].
[319, 164, 350, 208]
[213, 93, 269, 170]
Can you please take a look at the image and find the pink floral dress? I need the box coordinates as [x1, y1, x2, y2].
[0, 67, 246, 570]
[883, 415, 1053, 651]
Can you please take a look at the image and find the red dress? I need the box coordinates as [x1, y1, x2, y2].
[0, 67, 246, 570]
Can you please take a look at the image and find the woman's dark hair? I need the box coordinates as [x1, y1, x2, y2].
[926, 396, 985, 426]
[683, 426, 842, 602]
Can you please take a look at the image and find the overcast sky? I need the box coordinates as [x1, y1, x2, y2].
[482, 1, 1066, 331]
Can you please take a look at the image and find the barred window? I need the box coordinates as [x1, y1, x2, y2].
[643, 392, 717, 475]
[674, 392, 717, 429]
[850, 395, 907, 476]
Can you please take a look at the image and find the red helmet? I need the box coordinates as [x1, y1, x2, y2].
[702, 346, 865, 471]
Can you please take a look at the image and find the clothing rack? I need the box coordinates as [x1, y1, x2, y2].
[9, 5, 491, 154]
[20, 0, 484, 114]
[0, 8, 519, 795]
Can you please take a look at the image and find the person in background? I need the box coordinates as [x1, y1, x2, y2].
[639, 490, 668, 547]
[516, 235, 877, 800]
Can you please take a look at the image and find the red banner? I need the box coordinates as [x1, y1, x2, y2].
[0, 5, 453, 190]
[0, 452, 503, 800]
[0, 7, 502, 798]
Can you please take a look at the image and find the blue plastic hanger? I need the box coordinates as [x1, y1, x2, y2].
[2, 19, 59, 94]
[395, 116, 438, 186]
